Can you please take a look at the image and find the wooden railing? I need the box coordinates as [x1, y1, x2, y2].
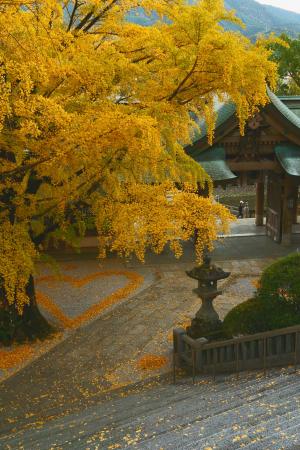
[173, 325, 300, 383]
[266, 207, 281, 242]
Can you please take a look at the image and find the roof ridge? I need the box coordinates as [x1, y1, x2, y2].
[188, 88, 300, 154]
[278, 96, 300, 100]
[267, 87, 300, 130]
[188, 101, 236, 151]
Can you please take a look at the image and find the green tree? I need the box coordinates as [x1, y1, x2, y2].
[270, 33, 300, 95]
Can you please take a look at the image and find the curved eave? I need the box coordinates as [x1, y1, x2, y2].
[187, 102, 237, 156]
[268, 88, 300, 129]
[275, 145, 300, 177]
[193, 146, 237, 182]
[187, 89, 300, 160]
[264, 88, 300, 145]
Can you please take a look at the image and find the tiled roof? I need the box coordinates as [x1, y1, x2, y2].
[190, 102, 236, 145]
[189, 89, 300, 150]
[277, 96, 300, 101]
[193, 146, 236, 181]
[267, 87, 300, 130]
[275, 145, 300, 177]
[187, 90, 300, 181]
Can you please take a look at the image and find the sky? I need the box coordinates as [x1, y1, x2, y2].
[257, 0, 300, 14]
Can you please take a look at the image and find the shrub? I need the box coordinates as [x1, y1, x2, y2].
[258, 253, 300, 312]
[223, 253, 300, 336]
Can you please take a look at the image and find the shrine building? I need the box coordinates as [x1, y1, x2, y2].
[186, 89, 300, 245]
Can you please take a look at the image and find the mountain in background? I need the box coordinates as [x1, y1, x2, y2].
[224, 0, 300, 38]
[127, 0, 300, 38]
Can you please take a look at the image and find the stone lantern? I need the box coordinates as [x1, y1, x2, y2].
[186, 253, 230, 340]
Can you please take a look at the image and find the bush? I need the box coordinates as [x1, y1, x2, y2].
[223, 296, 300, 336]
[223, 253, 300, 336]
[259, 253, 300, 312]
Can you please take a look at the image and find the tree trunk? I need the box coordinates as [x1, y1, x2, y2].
[0, 275, 54, 345]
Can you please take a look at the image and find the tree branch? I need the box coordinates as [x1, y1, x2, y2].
[167, 56, 198, 101]
[75, 9, 94, 31]
[31, 147, 124, 220]
[67, 0, 79, 31]
[0, 157, 50, 181]
[82, 0, 119, 33]
[32, 222, 60, 245]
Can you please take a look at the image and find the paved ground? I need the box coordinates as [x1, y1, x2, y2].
[35, 260, 156, 328]
[2, 368, 299, 449]
[1, 231, 300, 449]
[125, 233, 300, 267]
[0, 258, 267, 434]
[224, 217, 300, 237]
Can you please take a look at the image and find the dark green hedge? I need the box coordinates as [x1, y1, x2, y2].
[259, 253, 300, 311]
[223, 253, 300, 336]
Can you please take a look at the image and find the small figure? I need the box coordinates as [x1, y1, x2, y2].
[243, 201, 250, 218]
[238, 200, 244, 218]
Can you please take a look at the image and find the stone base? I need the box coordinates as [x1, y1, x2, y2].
[186, 317, 223, 340]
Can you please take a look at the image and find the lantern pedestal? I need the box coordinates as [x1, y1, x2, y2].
[186, 254, 230, 340]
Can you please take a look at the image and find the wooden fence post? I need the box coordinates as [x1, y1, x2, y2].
[192, 348, 196, 384]
[235, 342, 239, 380]
[263, 337, 267, 376]
[294, 332, 298, 373]
[173, 350, 177, 384]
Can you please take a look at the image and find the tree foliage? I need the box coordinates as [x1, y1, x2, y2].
[0, 0, 277, 315]
[270, 33, 300, 95]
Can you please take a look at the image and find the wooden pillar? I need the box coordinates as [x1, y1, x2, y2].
[292, 185, 299, 224]
[281, 175, 295, 246]
[241, 172, 247, 187]
[255, 173, 265, 226]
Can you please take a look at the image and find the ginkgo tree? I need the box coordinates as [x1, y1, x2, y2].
[0, 0, 277, 343]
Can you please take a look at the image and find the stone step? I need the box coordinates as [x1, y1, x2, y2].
[1, 370, 299, 449]
[96, 373, 300, 449]
[130, 390, 300, 449]
[87, 371, 298, 430]
[181, 392, 300, 449]
[243, 419, 300, 449]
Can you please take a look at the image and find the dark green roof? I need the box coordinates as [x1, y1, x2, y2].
[190, 90, 300, 150]
[187, 91, 300, 181]
[193, 146, 236, 181]
[278, 96, 300, 100]
[275, 144, 300, 177]
[267, 88, 300, 130]
[278, 96, 300, 118]
[289, 109, 300, 118]
[190, 102, 236, 145]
